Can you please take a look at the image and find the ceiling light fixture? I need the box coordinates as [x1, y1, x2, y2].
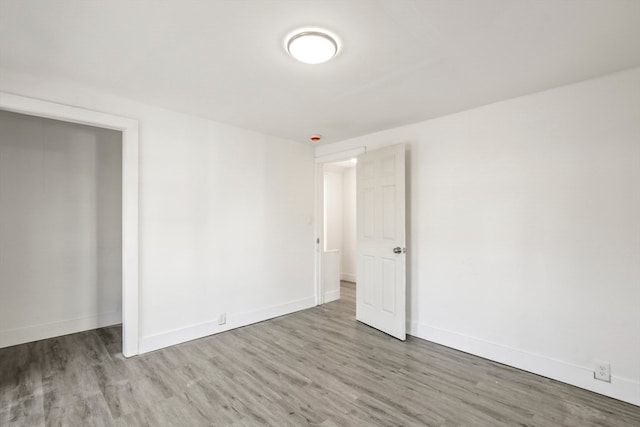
[287, 30, 338, 64]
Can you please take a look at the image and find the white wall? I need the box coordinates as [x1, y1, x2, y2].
[0, 69, 316, 353]
[0, 110, 122, 347]
[323, 166, 343, 252]
[316, 68, 640, 405]
[341, 166, 356, 282]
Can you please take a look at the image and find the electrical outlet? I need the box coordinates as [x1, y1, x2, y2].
[594, 361, 611, 382]
[218, 312, 227, 325]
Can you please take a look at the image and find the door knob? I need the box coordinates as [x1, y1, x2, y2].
[393, 247, 403, 254]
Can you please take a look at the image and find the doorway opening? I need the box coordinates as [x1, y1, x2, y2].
[316, 144, 407, 341]
[321, 159, 357, 306]
[0, 93, 139, 357]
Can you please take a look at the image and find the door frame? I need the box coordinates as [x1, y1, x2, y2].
[0, 92, 140, 357]
[314, 147, 365, 305]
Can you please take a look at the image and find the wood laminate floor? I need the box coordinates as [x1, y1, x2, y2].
[1, 281, 639, 426]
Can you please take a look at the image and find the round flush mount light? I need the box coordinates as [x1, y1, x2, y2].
[287, 30, 338, 64]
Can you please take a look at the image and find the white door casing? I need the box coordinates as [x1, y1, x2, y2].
[356, 144, 406, 340]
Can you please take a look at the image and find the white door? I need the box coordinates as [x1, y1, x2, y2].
[356, 144, 406, 340]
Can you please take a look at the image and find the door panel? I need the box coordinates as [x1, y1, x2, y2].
[356, 144, 406, 340]
[382, 185, 396, 238]
[362, 255, 375, 306]
[363, 187, 375, 238]
[381, 257, 396, 314]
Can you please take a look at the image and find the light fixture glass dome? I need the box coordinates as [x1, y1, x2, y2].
[287, 31, 338, 64]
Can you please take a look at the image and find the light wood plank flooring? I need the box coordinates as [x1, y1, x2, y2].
[1, 281, 639, 426]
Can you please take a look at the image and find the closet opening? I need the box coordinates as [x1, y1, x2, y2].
[0, 93, 139, 357]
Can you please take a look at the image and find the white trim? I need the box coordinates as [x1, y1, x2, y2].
[0, 92, 140, 357]
[315, 146, 365, 164]
[408, 320, 640, 406]
[0, 312, 122, 348]
[340, 273, 356, 283]
[315, 163, 324, 305]
[140, 296, 316, 353]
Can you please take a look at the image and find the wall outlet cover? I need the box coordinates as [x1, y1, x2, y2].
[594, 361, 611, 382]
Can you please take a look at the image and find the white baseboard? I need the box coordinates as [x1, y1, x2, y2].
[340, 272, 356, 282]
[139, 296, 316, 354]
[324, 289, 340, 303]
[408, 321, 640, 406]
[0, 311, 122, 348]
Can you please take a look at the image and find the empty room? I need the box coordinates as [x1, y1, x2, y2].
[0, 1, 639, 426]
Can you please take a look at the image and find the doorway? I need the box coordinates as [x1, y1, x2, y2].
[0, 92, 139, 357]
[316, 144, 407, 340]
[322, 160, 357, 305]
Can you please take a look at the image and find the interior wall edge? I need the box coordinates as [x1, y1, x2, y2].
[408, 321, 640, 406]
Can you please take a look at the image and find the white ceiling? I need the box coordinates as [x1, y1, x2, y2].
[1, 0, 639, 144]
